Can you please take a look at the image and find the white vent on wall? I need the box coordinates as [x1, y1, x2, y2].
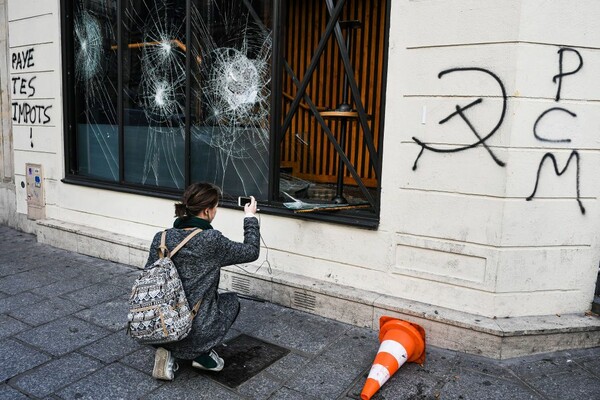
[231, 275, 251, 294]
[293, 291, 316, 311]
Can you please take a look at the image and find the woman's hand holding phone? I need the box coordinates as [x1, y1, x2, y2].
[243, 196, 258, 217]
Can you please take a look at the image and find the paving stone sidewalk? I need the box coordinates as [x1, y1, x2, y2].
[0, 224, 599, 399]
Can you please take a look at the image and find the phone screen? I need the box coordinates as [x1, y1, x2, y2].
[238, 196, 252, 207]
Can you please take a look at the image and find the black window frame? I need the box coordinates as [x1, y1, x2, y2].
[60, 0, 391, 229]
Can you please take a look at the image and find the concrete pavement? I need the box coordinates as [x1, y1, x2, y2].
[0, 224, 599, 399]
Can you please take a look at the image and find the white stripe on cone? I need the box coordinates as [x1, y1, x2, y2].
[367, 363, 391, 387]
[366, 341, 409, 387]
[378, 340, 408, 368]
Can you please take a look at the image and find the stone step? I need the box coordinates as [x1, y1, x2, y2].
[36, 218, 600, 359]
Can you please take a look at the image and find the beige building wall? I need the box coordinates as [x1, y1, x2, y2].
[0, 0, 17, 226]
[0, 0, 11, 180]
[382, 0, 599, 318]
[2, 0, 599, 329]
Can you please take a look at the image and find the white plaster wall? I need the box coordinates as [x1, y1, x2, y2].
[381, 0, 600, 317]
[7, 0, 62, 218]
[497, 1, 600, 315]
[4, 0, 599, 320]
[0, 0, 12, 182]
[0, 0, 23, 230]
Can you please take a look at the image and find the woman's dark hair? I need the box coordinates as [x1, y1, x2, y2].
[174, 182, 221, 217]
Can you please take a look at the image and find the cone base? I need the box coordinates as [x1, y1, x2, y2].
[360, 378, 381, 400]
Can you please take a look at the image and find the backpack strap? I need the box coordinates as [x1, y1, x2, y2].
[190, 299, 202, 320]
[157, 230, 169, 259]
[170, 228, 203, 257]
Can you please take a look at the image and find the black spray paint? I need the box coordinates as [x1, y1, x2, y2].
[10, 47, 52, 125]
[533, 107, 575, 143]
[11, 102, 52, 124]
[528, 47, 585, 214]
[411, 51, 586, 215]
[526, 151, 585, 214]
[553, 47, 583, 102]
[11, 76, 36, 98]
[412, 67, 507, 170]
[11, 48, 35, 70]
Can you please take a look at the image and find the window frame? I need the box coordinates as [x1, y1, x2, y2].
[61, 0, 391, 229]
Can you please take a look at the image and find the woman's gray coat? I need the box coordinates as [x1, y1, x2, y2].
[144, 217, 260, 359]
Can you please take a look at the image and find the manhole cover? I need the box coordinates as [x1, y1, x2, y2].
[202, 334, 290, 388]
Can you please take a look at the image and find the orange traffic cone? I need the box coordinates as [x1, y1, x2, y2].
[360, 316, 426, 400]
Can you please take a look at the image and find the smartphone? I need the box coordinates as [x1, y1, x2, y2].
[238, 196, 252, 207]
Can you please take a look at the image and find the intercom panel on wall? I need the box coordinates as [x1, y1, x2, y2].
[25, 163, 45, 220]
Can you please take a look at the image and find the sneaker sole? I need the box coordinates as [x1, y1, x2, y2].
[153, 348, 174, 380]
[192, 360, 224, 372]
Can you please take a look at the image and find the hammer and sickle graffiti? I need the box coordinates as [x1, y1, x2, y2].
[412, 67, 508, 170]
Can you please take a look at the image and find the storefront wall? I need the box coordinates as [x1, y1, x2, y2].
[3, 0, 599, 323]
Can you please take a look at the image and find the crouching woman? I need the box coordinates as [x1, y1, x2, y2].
[145, 182, 260, 380]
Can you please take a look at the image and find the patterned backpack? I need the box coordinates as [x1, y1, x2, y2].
[127, 229, 202, 344]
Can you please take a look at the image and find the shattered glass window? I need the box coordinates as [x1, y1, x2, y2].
[71, 0, 271, 196]
[73, 0, 119, 181]
[65, 0, 388, 225]
[123, 0, 187, 189]
[189, 0, 272, 199]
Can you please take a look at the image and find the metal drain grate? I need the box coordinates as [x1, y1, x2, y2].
[209, 334, 290, 388]
[231, 275, 251, 294]
[293, 291, 316, 311]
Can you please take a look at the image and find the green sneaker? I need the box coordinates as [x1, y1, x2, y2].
[192, 349, 224, 372]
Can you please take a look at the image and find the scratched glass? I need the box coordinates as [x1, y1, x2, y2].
[122, 0, 187, 189]
[189, 0, 272, 200]
[73, 0, 119, 181]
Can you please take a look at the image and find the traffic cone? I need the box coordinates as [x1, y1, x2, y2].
[360, 316, 426, 400]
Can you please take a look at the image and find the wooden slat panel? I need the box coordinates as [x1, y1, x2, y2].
[281, 0, 387, 188]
